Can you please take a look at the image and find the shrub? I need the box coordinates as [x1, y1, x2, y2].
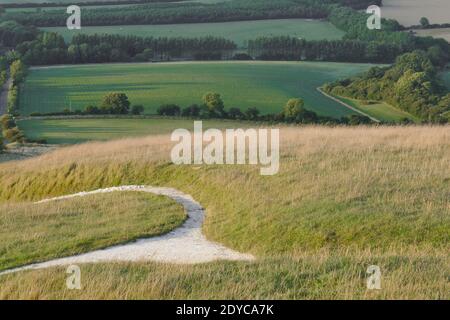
[181, 104, 200, 117]
[157, 104, 181, 116]
[228, 107, 244, 120]
[101, 93, 130, 114]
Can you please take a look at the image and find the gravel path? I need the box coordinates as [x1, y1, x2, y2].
[0, 186, 254, 275]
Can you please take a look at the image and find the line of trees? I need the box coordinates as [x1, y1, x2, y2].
[0, 0, 383, 27]
[156, 91, 373, 125]
[31, 92, 146, 117]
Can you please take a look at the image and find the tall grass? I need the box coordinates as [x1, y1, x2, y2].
[0, 126, 448, 299]
[0, 192, 186, 270]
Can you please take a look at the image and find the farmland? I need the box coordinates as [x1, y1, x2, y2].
[19, 61, 376, 118]
[42, 19, 345, 46]
[333, 96, 418, 123]
[382, 0, 450, 26]
[17, 118, 253, 144]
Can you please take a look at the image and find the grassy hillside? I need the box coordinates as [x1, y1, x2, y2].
[0, 192, 186, 271]
[17, 118, 253, 144]
[333, 96, 419, 123]
[42, 19, 345, 46]
[0, 126, 448, 299]
[19, 61, 375, 117]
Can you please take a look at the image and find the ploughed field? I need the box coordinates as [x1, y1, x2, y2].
[19, 61, 376, 118]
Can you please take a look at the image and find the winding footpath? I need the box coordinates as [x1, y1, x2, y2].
[0, 186, 255, 276]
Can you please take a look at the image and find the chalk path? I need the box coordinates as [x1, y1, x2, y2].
[0, 186, 254, 275]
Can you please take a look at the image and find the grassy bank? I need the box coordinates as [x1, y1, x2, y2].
[17, 118, 253, 144]
[0, 192, 186, 271]
[0, 126, 448, 298]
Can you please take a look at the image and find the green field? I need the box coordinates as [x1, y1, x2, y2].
[0, 126, 448, 299]
[20, 61, 376, 118]
[335, 96, 419, 123]
[18, 118, 252, 144]
[42, 19, 345, 46]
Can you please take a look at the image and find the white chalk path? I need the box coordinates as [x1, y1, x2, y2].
[0, 186, 254, 276]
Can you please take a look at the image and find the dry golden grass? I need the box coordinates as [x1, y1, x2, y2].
[0, 125, 448, 299]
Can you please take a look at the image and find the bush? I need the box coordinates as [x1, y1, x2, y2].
[84, 105, 100, 114]
[0, 135, 4, 152]
[181, 104, 200, 117]
[157, 104, 181, 116]
[131, 105, 145, 115]
[101, 93, 130, 114]
[0, 114, 15, 130]
[3, 127, 25, 143]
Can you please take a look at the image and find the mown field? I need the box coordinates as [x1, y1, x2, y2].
[0, 126, 448, 299]
[19, 61, 376, 118]
[17, 118, 252, 144]
[42, 19, 345, 46]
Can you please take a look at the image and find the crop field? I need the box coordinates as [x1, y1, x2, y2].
[19, 61, 376, 118]
[382, 0, 450, 26]
[17, 118, 252, 144]
[413, 28, 450, 42]
[42, 19, 345, 46]
[334, 96, 419, 123]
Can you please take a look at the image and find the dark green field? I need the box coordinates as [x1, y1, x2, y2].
[20, 61, 376, 118]
[18, 118, 252, 144]
[42, 19, 344, 46]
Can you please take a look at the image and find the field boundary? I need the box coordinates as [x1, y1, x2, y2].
[317, 87, 381, 123]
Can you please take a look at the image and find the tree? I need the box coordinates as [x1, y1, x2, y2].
[420, 17, 430, 28]
[202, 92, 224, 113]
[101, 93, 130, 114]
[131, 105, 145, 115]
[10, 60, 27, 84]
[84, 105, 100, 114]
[3, 127, 25, 143]
[157, 104, 181, 116]
[244, 107, 260, 120]
[182, 104, 200, 117]
[0, 135, 4, 152]
[228, 107, 244, 119]
[283, 98, 304, 119]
